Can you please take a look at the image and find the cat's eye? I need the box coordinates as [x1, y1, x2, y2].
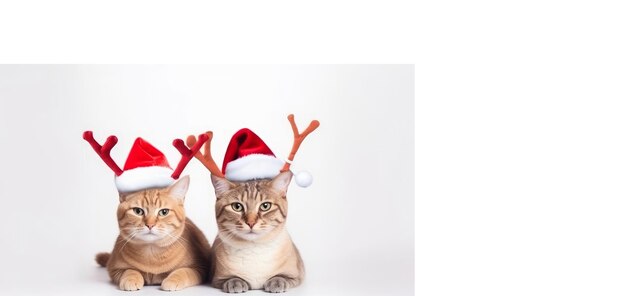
[159, 209, 170, 216]
[231, 202, 244, 212]
[260, 202, 272, 211]
[132, 207, 144, 216]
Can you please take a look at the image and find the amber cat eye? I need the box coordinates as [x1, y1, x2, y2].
[260, 202, 272, 211]
[231, 202, 244, 212]
[132, 207, 144, 215]
[159, 209, 170, 216]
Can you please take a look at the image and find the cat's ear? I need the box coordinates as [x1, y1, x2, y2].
[211, 174, 235, 197]
[118, 192, 130, 203]
[167, 175, 190, 202]
[270, 171, 293, 197]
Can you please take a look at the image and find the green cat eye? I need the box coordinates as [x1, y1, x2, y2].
[231, 202, 244, 212]
[159, 209, 170, 216]
[260, 202, 272, 211]
[132, 207, 144, 216]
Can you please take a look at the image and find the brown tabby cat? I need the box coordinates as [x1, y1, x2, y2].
[95, 176, 212, 291]
[210, 171, 305, 293]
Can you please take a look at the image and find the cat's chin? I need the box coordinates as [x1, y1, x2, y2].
[136, 233, 163, 242]
[238, 232, 263, 241]
[130, 229, 175, 243]
[233, 228, 280, 241]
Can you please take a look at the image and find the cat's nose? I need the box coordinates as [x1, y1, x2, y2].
[246, 222, 256, 229]
[145, 223, 155, 229]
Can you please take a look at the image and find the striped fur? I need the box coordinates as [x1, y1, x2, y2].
[95, 176, 212, 291]
[210, 171, 305, 293]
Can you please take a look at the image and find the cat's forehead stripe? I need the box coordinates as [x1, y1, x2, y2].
[142, 191, 149, 204]
[275, 203, 287, 218]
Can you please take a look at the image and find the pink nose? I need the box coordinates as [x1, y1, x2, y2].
[246, 222, 255, 229]
[146, 224, 155, 229]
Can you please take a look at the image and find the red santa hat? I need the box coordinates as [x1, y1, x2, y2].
[83, 131, 207, 193]
[222, 128, 285, 182]
[113, 138, 176, 193]
[220, 127, 315, 187]
[179, 114, 319, 188]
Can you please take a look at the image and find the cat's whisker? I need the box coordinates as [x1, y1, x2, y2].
[119, 230, 141, 252]
[217, 229, 238, 244]
[165, 230, 190, 245]
[162, 232, 190, 254]
[121, 227, 145, 232]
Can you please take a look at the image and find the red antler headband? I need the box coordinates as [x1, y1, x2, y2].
[83, 131, 208, 192]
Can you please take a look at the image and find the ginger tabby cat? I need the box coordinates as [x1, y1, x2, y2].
[210, 171, 305, 293]
[95, 176, 212, 291]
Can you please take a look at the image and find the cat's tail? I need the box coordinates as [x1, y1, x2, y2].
[95, 252, 110, 267]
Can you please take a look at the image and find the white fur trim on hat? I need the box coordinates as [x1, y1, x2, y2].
[114, 166, 175, 193]
[225, 154, 285, 182]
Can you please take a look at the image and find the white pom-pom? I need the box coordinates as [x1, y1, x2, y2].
[294, 171, 313, 187]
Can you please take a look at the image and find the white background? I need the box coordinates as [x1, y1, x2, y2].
[416, 2, 626, 295]
[0, 65, 414, 295]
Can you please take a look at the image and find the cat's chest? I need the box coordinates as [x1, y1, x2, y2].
[121, 243, 186, 275]
[222, 240, 285, 288]
[226, 244, 278, 268]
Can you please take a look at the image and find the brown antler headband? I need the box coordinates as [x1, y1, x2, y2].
[281, 114, 320, 172]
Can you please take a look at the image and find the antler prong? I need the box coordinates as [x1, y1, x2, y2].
[281, 114, 320, 172]
[185, 131, 224, 178]
[171, 133, 209, 179]
[82, 130, 123, 176]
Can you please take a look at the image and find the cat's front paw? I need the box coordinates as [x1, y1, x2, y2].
[223, 278, 249, 293]
[161, 277, 185, 291]
[160, 267, 202, 291]
[119, 272, 144, 291]
[263, 276, 289, 293]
